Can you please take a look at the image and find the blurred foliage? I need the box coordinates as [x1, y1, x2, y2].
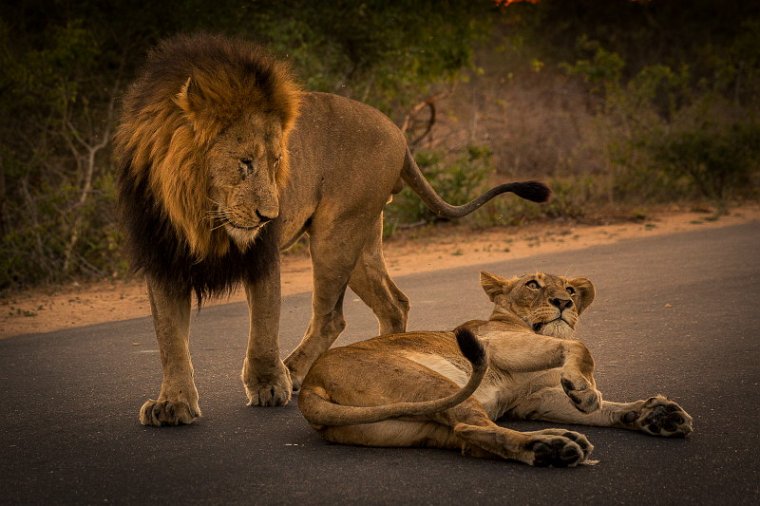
[498, 0, 760, 206]
[1, 0, 759, 290]
[0, 0, 494, 290]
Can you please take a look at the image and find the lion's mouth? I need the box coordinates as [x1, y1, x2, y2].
[222, 220, 268, 250]
[227, 222, 265, 231]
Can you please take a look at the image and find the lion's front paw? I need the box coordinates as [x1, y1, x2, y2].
[526, 429, 594, 467]
[139, 399, 200, 427]
[242, 357, 292, 407]
[561, 375, 602, 413]
[622, 395, 693, 437]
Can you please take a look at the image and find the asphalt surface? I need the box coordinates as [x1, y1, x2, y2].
[2, 222, 759, 505]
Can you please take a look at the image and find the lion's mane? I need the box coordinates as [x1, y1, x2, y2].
[114, 34, 300, 302]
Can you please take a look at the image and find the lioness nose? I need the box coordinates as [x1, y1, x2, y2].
[550, 297, 573, 310]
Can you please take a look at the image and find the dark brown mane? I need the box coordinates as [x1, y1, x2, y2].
[118, 160, 278, 303]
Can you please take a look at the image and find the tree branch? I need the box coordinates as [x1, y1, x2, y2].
[62, 75, 121, 274]
[400, 91, 450, 149]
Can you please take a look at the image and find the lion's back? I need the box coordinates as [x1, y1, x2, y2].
[286, 92, 408, 203]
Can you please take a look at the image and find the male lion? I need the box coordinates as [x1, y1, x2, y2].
[299, 272, 693, 467]
[115, 34, 551, 426]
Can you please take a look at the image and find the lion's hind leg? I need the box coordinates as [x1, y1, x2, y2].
[348, 215, 410, 336]
[285, 216, 384, 390]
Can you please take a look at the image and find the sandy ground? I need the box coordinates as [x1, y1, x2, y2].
[2, 203, 759, 338]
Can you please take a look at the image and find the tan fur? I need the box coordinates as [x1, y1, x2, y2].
[117, 34, 551, 427]
[299, 272, 693, 467]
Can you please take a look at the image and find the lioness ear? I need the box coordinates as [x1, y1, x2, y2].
[569, 277, 595, 314]
[175, 77, 204, 116]
[480, 271, 513, 302]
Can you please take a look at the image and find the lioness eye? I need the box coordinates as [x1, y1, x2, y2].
[566, 286, 576, 295]
[273, 155, 282, 167]
[526, 280, 540, 289]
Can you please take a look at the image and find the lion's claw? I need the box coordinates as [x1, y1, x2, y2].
[139, 399, 199, 427]
[246, 383, 291, 407]
[242, 357, 293, 407]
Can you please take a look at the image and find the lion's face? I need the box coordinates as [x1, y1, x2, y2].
[205, 116, 285, 249]
[481, 272, 595, 339]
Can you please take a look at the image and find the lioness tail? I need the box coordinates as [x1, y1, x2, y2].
[401, 148, 551, 218]
[299, 327, 487, 427]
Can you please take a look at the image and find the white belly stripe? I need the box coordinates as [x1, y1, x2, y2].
[402, 352, 469, 387]
[402, 351, 504, 417]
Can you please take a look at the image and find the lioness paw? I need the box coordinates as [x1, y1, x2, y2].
[139, 399, 199, 427]
[622, 395, 693, 437]
[561, 376, 602, 413]
[242, 358, 292, 407]
[526, 429, 593, 467]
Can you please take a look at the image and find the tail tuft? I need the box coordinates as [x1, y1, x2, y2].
[509, 181, 552, 203]
[454, 327, 486, 367]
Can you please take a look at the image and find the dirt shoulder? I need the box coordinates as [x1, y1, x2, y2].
[3, 203, 758, 338]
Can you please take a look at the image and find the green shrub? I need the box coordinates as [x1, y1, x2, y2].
[649, 123, 760, 203]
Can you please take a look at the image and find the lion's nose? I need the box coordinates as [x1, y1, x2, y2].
[549, 297, 573, 310]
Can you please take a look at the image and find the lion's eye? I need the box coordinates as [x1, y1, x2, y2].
[239, 158, 254, 179]
[526, 280, 540, 289]
[273, 155, 282, 168]
[566, 286, 576, 296]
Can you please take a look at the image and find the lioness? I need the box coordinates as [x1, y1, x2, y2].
[299, 272, 693, 467]
[115, 34, 550, 426]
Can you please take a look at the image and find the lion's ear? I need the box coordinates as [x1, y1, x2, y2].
[569, 277, 595, 314]
[175, 77, 205, 116]
[480, 271, 514, 302]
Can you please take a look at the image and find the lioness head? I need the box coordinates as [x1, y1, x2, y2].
[117, 34, 300, 258]
[480, 272, 595, 339]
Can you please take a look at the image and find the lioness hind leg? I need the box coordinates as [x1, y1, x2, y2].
[453, 424, 593, 467]
[348, 215, 410, 336]
[320, 420, 461, 449]
[436, 398, 593, 466]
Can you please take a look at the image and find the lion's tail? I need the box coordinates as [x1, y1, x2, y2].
[401, 148, 551, 218]
[298, 327, 487, 427]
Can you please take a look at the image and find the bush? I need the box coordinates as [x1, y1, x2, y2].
[649, 123, 760, 203]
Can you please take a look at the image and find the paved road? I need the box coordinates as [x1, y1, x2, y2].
[2, 222, 759, 505]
